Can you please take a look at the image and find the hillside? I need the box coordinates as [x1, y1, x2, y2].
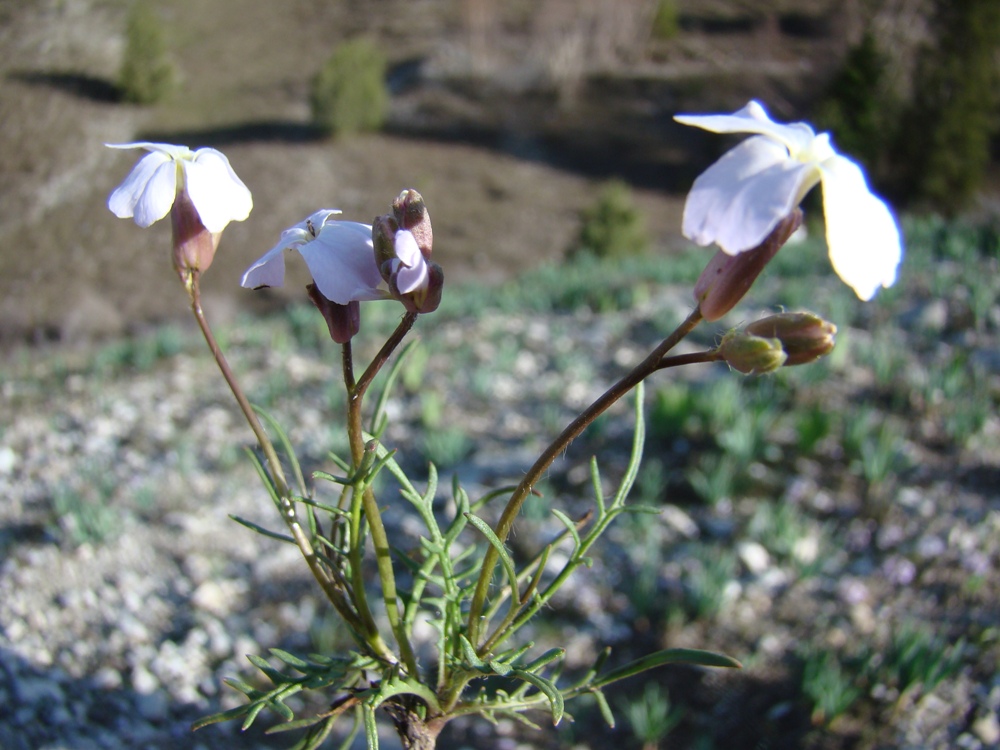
[0, 0, 860, 344]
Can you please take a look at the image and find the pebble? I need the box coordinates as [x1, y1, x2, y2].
[737, 540, 771, 575]
[972, 712, 1000, 745]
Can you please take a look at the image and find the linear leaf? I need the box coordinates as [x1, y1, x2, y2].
[464, 512, 519, 608]
[592, 648, 742, 689]
[510, 668, 564, 725]
[229, 514, 295, 544]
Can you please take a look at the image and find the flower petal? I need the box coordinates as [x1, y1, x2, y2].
[107, 150, 173, 222]
[394, 229, 422, 267]
[820, 155, 902, 300]
[105, 141, 192, 159]
[184, 148, 253, 232]
[132, 158, 179, 228]
[675, 100, 816, 155]
[299, 221, 385, 304]
[682, 136, 817, 254]
[240, 243, 288, 289]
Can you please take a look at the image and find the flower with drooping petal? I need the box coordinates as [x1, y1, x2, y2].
[240, 209, 387, 305]
[106, 142, 252, 232]
[674, 100, 902, 301]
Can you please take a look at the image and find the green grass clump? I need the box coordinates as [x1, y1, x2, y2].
[801, 649, 861, 725]
[622, 682, 683, 749]
[569, 180, 648, 261]
[118, 1, 176, 104]
[311, 37, 389, 137]
[882, 622, 966, 695]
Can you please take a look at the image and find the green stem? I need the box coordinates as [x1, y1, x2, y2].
[343, 313, 420, 676]
[185, 271, 392, 660]
[466, 306, 704, 647]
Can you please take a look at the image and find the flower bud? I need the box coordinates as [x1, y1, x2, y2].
[171, 189, 221, 279]
[694, 209, 802, 321]
[372, 213, 399, 282]
[307, 283, 361, 344]
[392, 189, 432, 259]
[717, 330, 787, 375]
[744, 312, 836, 366]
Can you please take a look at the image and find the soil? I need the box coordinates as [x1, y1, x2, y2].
[0, 0, 856, 346]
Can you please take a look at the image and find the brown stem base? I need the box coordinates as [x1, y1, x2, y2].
[383, 700, 446, 750]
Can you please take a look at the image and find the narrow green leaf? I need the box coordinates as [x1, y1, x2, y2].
[369, 338, 418, 436]
[335, 707, 362, 750]
[459, 634, 485, 669]
[244, 447, 280, 505]
[550, 509, 581, 551]
[229, 514, 295, 544]
[592, 688, 615, 728]
[312, 470, 352, 486]
[254, 405, 308, 497]
[487, 659, 512, 676]
[247, 653, 292, 684]
[266, 713, 327, 734]
[592, 647, 742, 689]
[510, 668, 564, 725]
[242, 700, 268, 730]
[191, 704, 251, 730]
[610, 382, 645, 508]
[223, 677, 260, 698]
[464, 512, 519, 606]
[471, 484, 519, 512]
[270, 697, 295, 721]
[589, 456, 605, 517]
[270, 648, 311, 671]
[522, 648, 565, 673]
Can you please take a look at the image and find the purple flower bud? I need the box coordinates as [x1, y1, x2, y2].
[392, 189, 432, 259]
[694, 209, 802, 321]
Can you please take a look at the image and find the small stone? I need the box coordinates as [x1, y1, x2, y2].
[972, 712, 1000, 745]
[737, 540, 771, 575]
[661, 504, 699, 539]
[0, 446, 17, 475]
[191, 579, 244, 618]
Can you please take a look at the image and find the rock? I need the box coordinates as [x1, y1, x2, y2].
[972, 712, 1000, 745]
[738, 540, 771, 575]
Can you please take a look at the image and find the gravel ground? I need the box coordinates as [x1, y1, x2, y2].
[2, 271, 999, 749]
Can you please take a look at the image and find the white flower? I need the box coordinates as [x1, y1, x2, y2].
[241, 210, 387, 304]
[106, 142, 252, 232]
[674, 100, 902, 301]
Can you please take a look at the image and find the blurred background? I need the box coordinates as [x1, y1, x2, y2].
[1, 1, 999, 749]
[1, 0, 997, 343]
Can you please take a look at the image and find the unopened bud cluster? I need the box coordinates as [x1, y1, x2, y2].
[374, 189, 444, 314]
[719, 312, 836, 375]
